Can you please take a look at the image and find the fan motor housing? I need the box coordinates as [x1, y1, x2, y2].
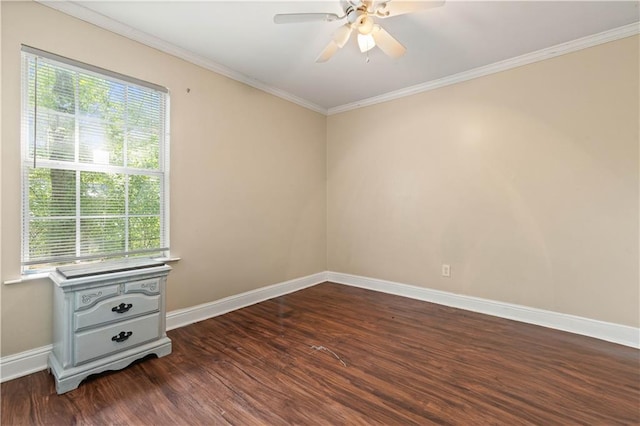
[346, 6, 368, 25]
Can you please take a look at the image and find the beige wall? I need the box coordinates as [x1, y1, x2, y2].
[1, 2, 638, 359]
[328, 36, 639, 327]
[0, 1, 327, 356]
[0, 0, 3, 356]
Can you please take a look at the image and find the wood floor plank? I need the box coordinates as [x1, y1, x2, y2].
[2, 282, 638, 425]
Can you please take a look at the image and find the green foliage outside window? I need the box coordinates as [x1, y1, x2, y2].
[23, 54, 167, 271]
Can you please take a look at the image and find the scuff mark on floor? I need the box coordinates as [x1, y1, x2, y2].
[310, 345, 347, 367]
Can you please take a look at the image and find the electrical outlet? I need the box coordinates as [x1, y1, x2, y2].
[441, 264, 451, 277]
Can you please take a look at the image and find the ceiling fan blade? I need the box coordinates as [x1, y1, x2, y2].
[274, 13, 341, 24]
[316, 41, 339, 63]
[371, 25, 406, 58]
[332, 24, 354, 48]
[375, 0, 445, 18]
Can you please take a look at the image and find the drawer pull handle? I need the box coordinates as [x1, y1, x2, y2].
[111, 331, 133, 343]
[111, 303, 133, 314]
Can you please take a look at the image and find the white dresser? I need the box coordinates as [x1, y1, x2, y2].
[48, 259, 172, 394]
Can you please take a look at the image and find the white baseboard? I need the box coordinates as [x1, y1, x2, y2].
[327, 271, 640, 349]
[3, 270, 637, 383]
[0, 345, 53, 383]
[0, 271, 327, 383]
[165, 271, 327, 330]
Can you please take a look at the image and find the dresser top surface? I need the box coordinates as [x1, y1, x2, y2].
[57, 258, 166, 279]
[51, 260, 171, 289]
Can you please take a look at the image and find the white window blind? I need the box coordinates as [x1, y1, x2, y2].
[21, 46, 170, 273]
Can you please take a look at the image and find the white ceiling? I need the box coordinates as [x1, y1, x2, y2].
[49, 1, 639, 113]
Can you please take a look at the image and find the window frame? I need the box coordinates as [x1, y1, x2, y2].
[20, 45, 171, 274]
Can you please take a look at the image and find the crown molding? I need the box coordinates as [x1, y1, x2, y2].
[36, 0, 329, 115]
[327, 21, 640, 115]
[34, 1, 638, 117]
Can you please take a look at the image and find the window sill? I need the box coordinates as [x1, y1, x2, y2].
[152, 256, 182, 263]
[3, 257, 181, 285]
[3, 273, 51, 285]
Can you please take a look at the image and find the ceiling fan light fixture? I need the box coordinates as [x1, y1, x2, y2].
[357, 33, 375, 53]
[358, 16, 374, 34]
[275, 0, 445, 63]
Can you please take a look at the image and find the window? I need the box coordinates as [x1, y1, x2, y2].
[21, 46, 170, 273]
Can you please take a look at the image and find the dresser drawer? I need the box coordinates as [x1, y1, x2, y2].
[75, 285, 120, 310]
[125, 278, 161, 295]
[74, 293, 160, 331]
[74, 313, 161, 365]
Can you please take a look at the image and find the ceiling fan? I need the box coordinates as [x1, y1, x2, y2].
[274, 0, 445, 63]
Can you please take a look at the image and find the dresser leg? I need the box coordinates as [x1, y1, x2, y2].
[49, 339, 171, 395]
[54, 376, 84, 395]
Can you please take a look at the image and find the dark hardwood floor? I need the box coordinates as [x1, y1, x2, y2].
[2, 282, 639, 425]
